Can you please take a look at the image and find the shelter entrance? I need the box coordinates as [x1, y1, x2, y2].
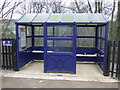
[44, 25, 76, 73]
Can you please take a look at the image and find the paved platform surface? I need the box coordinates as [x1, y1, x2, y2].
[2, 61, 118, 82]
[2, 77, 119, 88]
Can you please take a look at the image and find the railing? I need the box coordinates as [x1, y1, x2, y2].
[107, 41, 120, 79]
[2, 39, 16, 70]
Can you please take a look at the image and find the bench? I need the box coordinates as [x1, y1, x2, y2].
[76, 53, 97, 57]
[32, 50, 98, 57]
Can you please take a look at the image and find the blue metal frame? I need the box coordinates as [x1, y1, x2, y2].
[32, 25, 34, 47]
[103, 22, 109, 75]
[95, 26, 98, 48]
[15, 20, 109, 75]
[15, 23, 20, 70]
[73, 23, 77, 73]
[44, 23, 47, 73]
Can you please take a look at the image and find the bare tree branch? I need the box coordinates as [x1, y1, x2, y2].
[74, 0, 81, 13]
[1, 1, 22, 19]
[87, 0, 93, 13]
[116, 1, 120, 41]
[109, 0, 116, 40]
[94, 0, 98, 13]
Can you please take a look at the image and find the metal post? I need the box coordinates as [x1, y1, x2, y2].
[44, 23, 47, 73]
[95, 26, 98, 48]
[100, 26, 102, 50]
[95, 26, 98, 63]
[103, 22, 109, 76]
[53, 26, 55, 47]
[15, 23, 20, 71]
[32, 25, 34, 47]
[73, 23, 77, 74]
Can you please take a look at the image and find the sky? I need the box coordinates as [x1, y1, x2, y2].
[0, 0, 118, 19]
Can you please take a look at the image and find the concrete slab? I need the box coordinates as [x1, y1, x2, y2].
[2, 77, 118, 88]
[2, 61, 118, 82]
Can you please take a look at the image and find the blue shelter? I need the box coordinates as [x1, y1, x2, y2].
[15, 13, 109, 75]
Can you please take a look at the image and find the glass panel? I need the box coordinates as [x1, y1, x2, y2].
[47, 26, 73, 37]
[98, 27, 102, 37]
[98, 26, 105, 38]
[18, 25, 26, 51]
[61, 13, 74, 22]
[48, 40, 72, 47]
[32, 13, 49, 22]
[76, 14, 90, 22]
[98, 38, 104, 51]
[47, 40, 73, 52]
[101, 26, 105, 38]
[98, 38, 101, 49]
[47, 14, 60, 22]
[34, 37, 43, 46]
[26, 38, 32, 47]
[27, 26, 32, 36]
[47, 40, 53, 47]
[34, 26, 43, 36]
[101, 39, 104, 51]
[77, 38, 95, 47]
[77, 27, 95, 36]
[18, 14, 36, 22]
[91, 14, 106, 23]
[47, 27, 53, 36]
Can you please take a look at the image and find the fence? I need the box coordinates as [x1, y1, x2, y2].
[107, 41, 120, 79]
[2, 39, 16, 70]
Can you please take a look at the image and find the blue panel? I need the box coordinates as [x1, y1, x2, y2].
[31, 46, 44, 60]
[76, 57, 97, 62]
[76, 47, 97, 54]
[19, 51, 32, 68]
[97, 57, 104, 71]
[32, 46, 44, 51]
[96, 48, 104, 71]
[18, 46, 33, 69]
[46, 54, 75, 73]
[32, 53, 44, 60]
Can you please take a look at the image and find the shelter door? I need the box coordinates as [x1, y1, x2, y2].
[44, 25, 76, 73]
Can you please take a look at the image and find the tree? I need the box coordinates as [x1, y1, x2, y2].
[87, 0, 93, 13]
[50, 1, 67, 13]
[116, 1, 120, 41]
[16, 0, 46, 14]
[69, 1, 88, 13]
[0, 0, 22, 30]
[87, 0, 103, 13]
[109, 0, 116, 40]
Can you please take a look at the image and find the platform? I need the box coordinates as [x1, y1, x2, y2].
[2, 61, 118, 82]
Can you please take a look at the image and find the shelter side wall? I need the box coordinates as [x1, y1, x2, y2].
[18, 47, 33, 69]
